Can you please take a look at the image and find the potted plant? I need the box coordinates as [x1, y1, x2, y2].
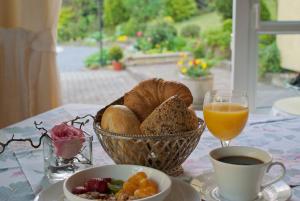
[177, 53, 214, 109]
[108, 45, 124, 71]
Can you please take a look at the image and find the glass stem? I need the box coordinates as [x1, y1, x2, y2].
[221, 140, 230, 147]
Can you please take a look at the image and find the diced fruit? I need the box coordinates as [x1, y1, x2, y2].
[84, 178, 108, 193]
[128, 172, 147, 185]
[134, 187, 156, 198]
[135, 172, 147, 179]
[122, 182, 138, 195]
[72, 186, 88, 194]
[97, 180, 109, 193]
[144, 186, 158, 194]
[71, 172, 158, 200]
[139, 178, 158, 190]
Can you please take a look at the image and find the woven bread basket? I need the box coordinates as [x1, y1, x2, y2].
[93, 97, 206, 176]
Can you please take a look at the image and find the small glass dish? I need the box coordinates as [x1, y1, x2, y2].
[43, 132, 93, 182]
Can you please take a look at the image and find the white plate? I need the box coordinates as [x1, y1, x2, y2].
[34, 177, 201, 201]
[190, 172, 292, 201]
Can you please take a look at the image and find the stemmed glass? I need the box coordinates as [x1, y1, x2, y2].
[203, 90, 249, 147]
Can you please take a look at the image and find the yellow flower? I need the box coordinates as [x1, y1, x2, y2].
[117, 35, 128, 42]
[188, 60, 193, 66]
[155, 44, 161, 48]
[202, 62, 207, 69]
[177, 60, 184, 66]
[180, 67, 187, 74]
[195, 59, 202, 65]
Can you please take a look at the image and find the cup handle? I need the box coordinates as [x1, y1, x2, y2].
[261, 162, 286, 189]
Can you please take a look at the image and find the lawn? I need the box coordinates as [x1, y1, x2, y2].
[175, 12, 222, 33]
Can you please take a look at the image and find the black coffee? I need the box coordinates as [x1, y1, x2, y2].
[218, 156, 264, 165]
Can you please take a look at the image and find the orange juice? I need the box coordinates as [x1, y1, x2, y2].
[203, 103, 249, 140]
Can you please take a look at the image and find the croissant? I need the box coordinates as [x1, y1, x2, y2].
[124, 78, 193, 121]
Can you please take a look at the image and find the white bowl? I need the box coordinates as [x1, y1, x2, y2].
[63, 165, 172, 201]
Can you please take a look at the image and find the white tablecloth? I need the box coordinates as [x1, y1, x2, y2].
[0, 104, 300, 200]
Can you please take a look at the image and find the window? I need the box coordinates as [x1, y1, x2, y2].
[232, 0, 300, 111]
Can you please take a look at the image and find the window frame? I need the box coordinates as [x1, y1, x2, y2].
[232, 0, 300, 111]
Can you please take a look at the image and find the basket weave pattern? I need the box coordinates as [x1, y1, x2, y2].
[93, 97, 206, 176]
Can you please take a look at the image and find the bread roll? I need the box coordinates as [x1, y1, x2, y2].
[101, 105, 141, 134]
[124, 78, 193, 121]
[140, 96, 198, 135]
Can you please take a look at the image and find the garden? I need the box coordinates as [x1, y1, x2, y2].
[58, 0, 283, 78]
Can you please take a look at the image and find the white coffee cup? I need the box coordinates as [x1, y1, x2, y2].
[209, 146, 286, 201]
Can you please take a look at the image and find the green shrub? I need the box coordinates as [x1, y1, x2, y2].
[259, 34, 276, 46]
[108, 46, 123, 61]
[260, 0, 271, 21]
[104, 0, 129, 27]
[212, 0, 271, 20]
[135, 18, 187, 53]
[168, 36, 187, 51]
[118, 18, 146, 37]
[88, 31, 106, 42]
[135, 38, 153, 52]
[222, 18, 232, 32]
[193, 43, 206, 58]
[144, 20, 177, 48]
[202, 19, 232, 58]
[181, 24, 201, 38]
[57, 0, 98, 42]
[259, 41, 282, 76]
[58, 7, 76, 42]
[84, 49, 109, 68]
[123, 0, 163, 22]
[164, 0, 197, 21]
[212, 0, 232, 19]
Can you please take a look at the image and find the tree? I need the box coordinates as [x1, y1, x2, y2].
[123, 0, 163, 22]
[57, 0, 98, 41]
[164, 0, 198, 21]
[104, 0, 129, 27]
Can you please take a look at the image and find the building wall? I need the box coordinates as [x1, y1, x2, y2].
[277, 0, 300, 72]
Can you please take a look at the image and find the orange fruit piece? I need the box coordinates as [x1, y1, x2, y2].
[139, 178, 158, 191]
[128, 172, 147, 186]
[134, 187, 156, 198]
[122, 182, 138, 195]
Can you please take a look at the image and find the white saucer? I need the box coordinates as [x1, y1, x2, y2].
[34, 177, 201, 201]
[190, 172, 292, 201]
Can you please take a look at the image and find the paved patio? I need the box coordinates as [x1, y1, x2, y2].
[58, 45, 300, 114]
[59, 64, 300, 114]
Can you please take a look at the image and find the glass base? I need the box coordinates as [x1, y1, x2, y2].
[221, 140, 230, 147]
[45, 161, 92, 182]
[43, 134, 93, 182]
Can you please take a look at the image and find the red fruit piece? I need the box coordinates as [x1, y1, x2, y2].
[97, 180, 109, 193]
[72, 186, 88, 194]
[84, 178, 108, 193]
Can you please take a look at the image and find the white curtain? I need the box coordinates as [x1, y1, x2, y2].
[0, 0, 62, 128]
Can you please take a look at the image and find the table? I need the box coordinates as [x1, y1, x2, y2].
[0, 104, 300, 201]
